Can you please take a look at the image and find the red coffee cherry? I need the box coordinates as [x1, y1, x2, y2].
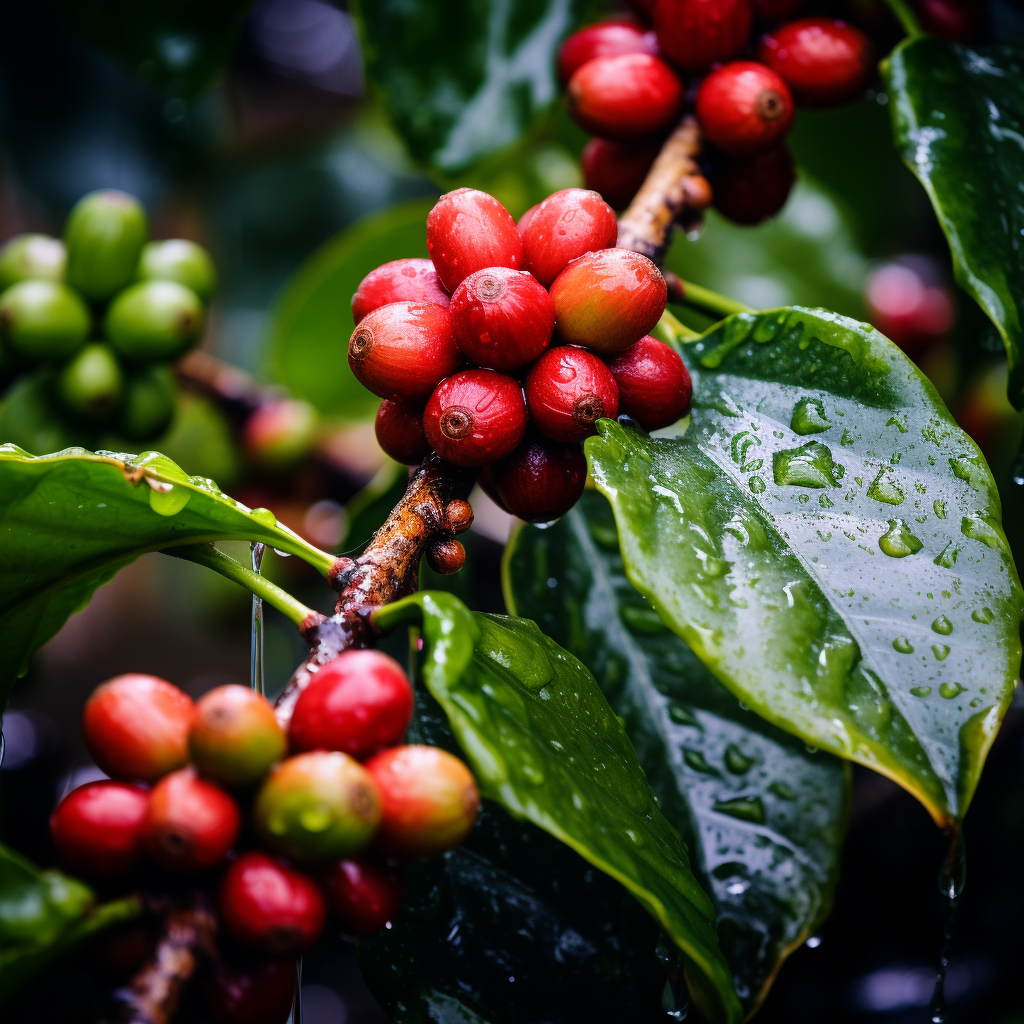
[711, 145, 795, 224]
[557, 20, 659, 84]
[189, 684, 287, 787]
[348, 301, 460, 402]
[549, 248, 667, 356]
[757, 19, 873, 108]
[142, 768, 240, 872]
[567, 54, 683, 140]
[520, 189, 619, 288]
[324, 857, 404, 936]
[289, 649, 414, 761]
[218, 852, 326, 955]
[365, 745, 481, 858]
[695, 62, 794, 157]
[581, 137, 661, 211]
[449, 267, 554, 370]
[491, 435, 588, 522]
[517, 204, 540, 237]
[375, 399, 429, 464]
[206, 957, 297, 1024]
[83, 674, 194, 783]
[426, 189, 523, 293]
[916, 0, 984, 43]
[653, 0, 753, 73]
[752, 0, 805, 19]
[352, 258, 450, 324]
[50, 780, 149, 878]
[525, 347, 619, 442]
[608, 336, 692, 429]
[423, 369, 528, 467]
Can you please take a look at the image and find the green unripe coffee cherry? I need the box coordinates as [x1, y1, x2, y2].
[64, 190, 149, 300]
[137, 240, 216, 301]
[57, 343, 123, 420]
[118, 364, 177, 441]
[105, 280, 205, 361]
[0, 234, 67, 288]
[0, 373, 84, 455]
[0, 280, 91, 360]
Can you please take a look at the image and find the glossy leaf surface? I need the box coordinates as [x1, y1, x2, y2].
[587, 308, 1022, 827]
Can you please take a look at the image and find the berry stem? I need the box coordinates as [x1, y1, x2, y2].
[673, 279, 755, 318]
[652, 308, 701, 347]
[880, 0, 923, 37]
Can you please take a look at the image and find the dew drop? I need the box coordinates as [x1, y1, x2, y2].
[250, 507, 277, 526]
[683, 749, 718, 775]
[933, 499, 947, 519]
[773, 441, 841, 488]
[972, 607, 994, 623]
[961, 514, 1004, 549]
[749, 476, 766, 493]
[933, 542, 960, 568]
[931, 644, 951, 661]
[148, 481, 191, 516]
[879, 518, 923, 557]
[867, 467, 905, 505]
[892, 636, 914, 653]
[669, 704, 701, 728]
[939, 682, 965, 699]
[768, 781, 797, 800]
[724, 744, 754, 774]
[932, 615, 953, 635]
[712, 796, 766, 825]
[790, 397, 832, 435]
[910, 686, 932, 697]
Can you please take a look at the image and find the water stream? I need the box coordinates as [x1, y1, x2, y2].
[250, 542, 266, 696]
[927, 830, 966, 1023]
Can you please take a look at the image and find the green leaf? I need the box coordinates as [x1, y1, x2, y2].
[503, 490, 850, 1014]
[586, 308, 1023, 828]
[0, 445, 332, 704]
[374, 591, 743, 1024]
[884, 39, 1024, 408]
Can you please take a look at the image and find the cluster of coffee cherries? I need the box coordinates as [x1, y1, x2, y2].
[0, 189, 215, 454]
[49, 655, 479, 1023]
[350, 186, 692, 522]
[560, 0, 874, 225]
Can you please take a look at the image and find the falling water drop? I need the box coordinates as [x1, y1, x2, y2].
[251, 542, 266, 697]
[656, 935, 690, 1021]
[286, 955, 303, 1024]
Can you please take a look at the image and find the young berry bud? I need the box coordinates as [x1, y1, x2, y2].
[206, 957, 297, 1024]
[695, 61, 794, 157]
[608, 335, 692, 429]
[653, 0, 753, 73]
[549, 249, 666, 356]
[520, 189, 618, 288]
[375, 399, 429, 464]
[56, 342, 123, 420]
[423, 369, 528, 467]
[711, 145, 795, 225]
[137, 239, 217, 300]
[365, 745, 480, 858]
[64, 189, 149, 300]
[324, 857, 404, 936]
[525, 346, 619, 442]
[581, 138, 661, 211]
[449, 267, 554, 369]
[105, 280, 205, 361]
[491, 435, 587, 522]
[83, 674, 194, 782]
[50, 780, 149, 878]
[426, 537, 466, 575]
[242, 399, 319, 468]
[117, 364, 177, 441]
[0, 233, 66, 288]
[566, 54, 682, 140]
[426, 189, 523, 293]
[289, 650, 414, 762]
[348, 301, 460, 402]
[352, 258, 450, 324]
[0, 280, 91, 360]
[557, 20, 660, 84]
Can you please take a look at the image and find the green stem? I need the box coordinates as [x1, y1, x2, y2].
[880, 0, 923, 36]
[653, 309, 700, 349]
[674, 279, 754, 319]
[165, 544, 317, 628]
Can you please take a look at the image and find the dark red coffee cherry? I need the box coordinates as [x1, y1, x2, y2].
[348, 301, 460, 402]
[491, 435, 587, 522]
[696, 62, 793, 157]
[426, 189, 523, 293]
[219, 852, 326, 955]
[757, 19, 873, 108]
[557, 20, 659, 84]
[142, 767, 240, 872]
[525, 346, 619, 442]
[916, 0, 984, 43]
[449, 267, 554, 370]
[608, 336, 692, 429]
[50, 780, 149, 878]
[289, 649, 414, 761]
[83, 674, 194, 783]
[375, 399, 429, 464]
[520, 189, 619, 288]
[581, 137, 661, 211]
[324, 857, 404, 936]
[352, 258, 450, 324]
[566, 54, 683, 140]
[653, 0, 753, 73]
[711, 145, 795, 224]
[206, 957, 297, 1024]
[423, 369, 528, 467]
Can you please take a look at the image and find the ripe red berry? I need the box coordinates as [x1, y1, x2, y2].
[375, 399, 429, 464]
[218, 852, 326, 955]
[567, 54, 683, 140]
[352, 258, 450, 324]
[365, 745, 481, 858]
[289, 649, 414, 761]
[491, 435, 588, 522]
[520, 189, 619, 288]
[142, 768, 240, 872]
[916, 0, 984, 43]
[549, 248, 667, 356]
[449, 267, 554, 369]
[423, 369, 528, 467]
[757, 19, 873, 108]
[348, 301, 460, 402]
[324, 857, 404, 936]
[557, 20, 660, 84]
[581, 137, 661, 211]
[695, 62, 794, 157]
[653, 0, 753, 73]
[525, 347, 619, 442]
[83, 674, 194, 783]
[50, 780, 149, 878]
[517, 204, 541, 237]
[608, 336, 692, 429]
[426, 189, 523, 294]
[711, 145, 795, 224]
[206, 957, 297, 1024]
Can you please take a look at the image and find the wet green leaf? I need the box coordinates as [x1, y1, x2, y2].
[587, 308, 1023, 828]
[503, 490, 850, 1014]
